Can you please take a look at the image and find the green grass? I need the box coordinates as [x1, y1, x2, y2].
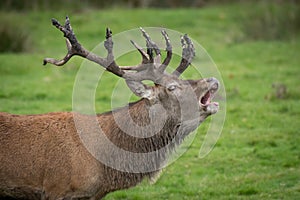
[1, 3, 300, 200]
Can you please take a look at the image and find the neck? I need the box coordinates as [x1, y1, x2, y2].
[76, 98, 199, 173]
[102, 99, 181, 152]
[92, 99, 200, 192]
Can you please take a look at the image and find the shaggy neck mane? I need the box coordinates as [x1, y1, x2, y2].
[99, 98, 182, 155]
[94, 98, 190, 191]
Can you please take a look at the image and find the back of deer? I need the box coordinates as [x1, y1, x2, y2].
[0, 112, 108, 199]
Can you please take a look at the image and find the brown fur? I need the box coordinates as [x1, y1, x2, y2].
[0, 79, 218, 199]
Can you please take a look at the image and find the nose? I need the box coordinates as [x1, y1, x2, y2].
[206, 77, 219, 90]
[206, 77, 217, 83]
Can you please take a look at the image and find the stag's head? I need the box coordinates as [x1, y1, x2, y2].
[43, 17, 219, 124]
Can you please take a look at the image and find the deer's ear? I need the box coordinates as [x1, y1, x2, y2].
[126, 80, 154, 100]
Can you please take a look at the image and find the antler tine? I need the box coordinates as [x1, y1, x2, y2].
[43, 17, 124, 77]
[130, 40, 150, 64]
[159, 30, 172, 72]
[43, 39, 73, 66]
[172, 34, 195, 77]
[127, 28, 167, 72]
[102, 28, 125, 76]
[104, 28, 113, 55]
[140, 28, 161, 64]
[124, 29, 173, 81]
[43, 17, 77, 66]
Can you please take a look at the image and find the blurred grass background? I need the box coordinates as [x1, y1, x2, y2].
[0, 0, 299, 199]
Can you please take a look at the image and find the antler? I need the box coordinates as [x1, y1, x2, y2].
[172, 34, 195, 77]
[43, 16, 124, 77]
[44, 16, 194, 97]
[123, 28, 172, 78]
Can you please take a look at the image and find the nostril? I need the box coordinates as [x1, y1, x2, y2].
[211, 82, 219, 90]
[207, 78, 219, 91]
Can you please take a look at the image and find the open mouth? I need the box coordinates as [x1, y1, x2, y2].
[200, 91, 211, 106]
[199, 83, 219, 108]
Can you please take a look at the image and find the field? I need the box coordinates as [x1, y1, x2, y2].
[1, 3, 300, 199]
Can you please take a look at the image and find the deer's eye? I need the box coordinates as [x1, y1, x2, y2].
[167, 85, 177, 91]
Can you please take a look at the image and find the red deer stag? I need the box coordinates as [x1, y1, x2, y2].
[0, 17, 219, 199]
